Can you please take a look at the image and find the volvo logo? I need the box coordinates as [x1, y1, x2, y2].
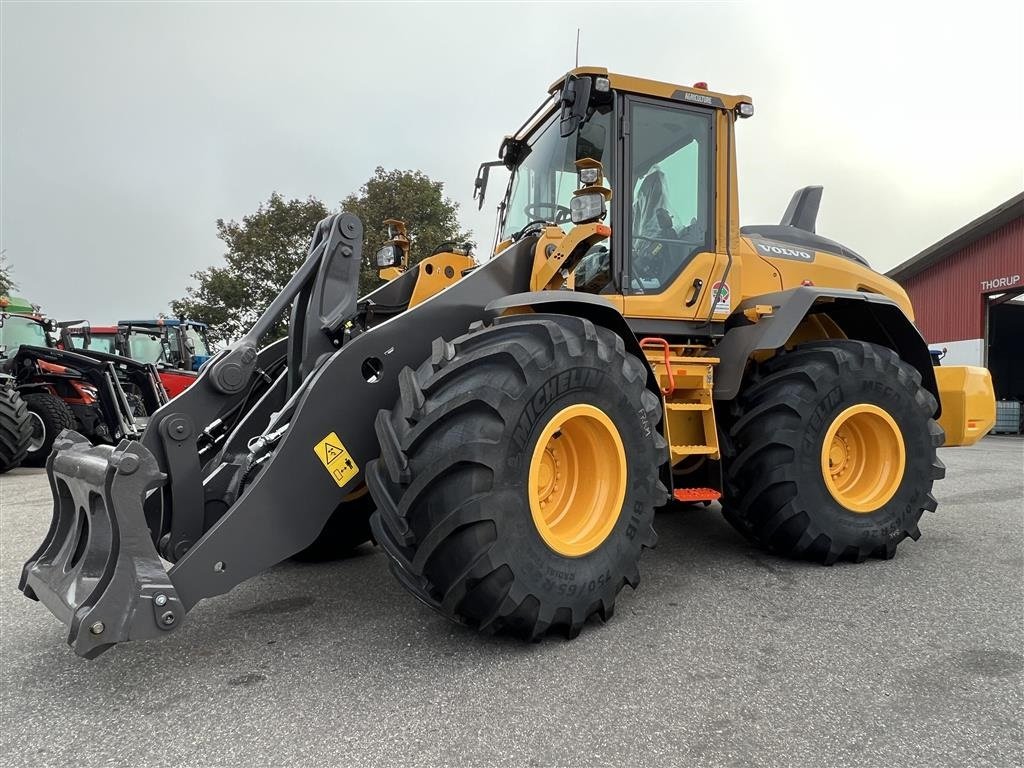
[751, 239, 815, 262]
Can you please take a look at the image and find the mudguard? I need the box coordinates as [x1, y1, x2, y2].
[713, 286, 940, 412]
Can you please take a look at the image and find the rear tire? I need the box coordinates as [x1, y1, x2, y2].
[23, 393, 76, 467]
[721, 340, 945, 564]
[292, 490, 374, 561]
[0, 387, 32, 473]
[368, 314, 667, 639]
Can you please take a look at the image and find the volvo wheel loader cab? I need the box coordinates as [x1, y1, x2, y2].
[20, 68, 995, 658]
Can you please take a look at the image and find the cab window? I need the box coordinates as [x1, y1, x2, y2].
[627, 101, 713, 293]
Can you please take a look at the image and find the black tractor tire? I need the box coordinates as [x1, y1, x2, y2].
[368, 314, 667, 640]
[721, 340, 945, 564]
[23, 393, 76, 467]
[292, 490, 375, 562]
[0, 387, 33, 473]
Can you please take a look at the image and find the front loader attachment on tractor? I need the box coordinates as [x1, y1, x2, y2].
[18, 212, 541, 657]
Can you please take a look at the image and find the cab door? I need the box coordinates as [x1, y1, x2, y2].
[614, 96, 722, 323]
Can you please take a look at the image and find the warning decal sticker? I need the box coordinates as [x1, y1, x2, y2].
[711, 281, 731, 315]
[313, 431, 359, 487]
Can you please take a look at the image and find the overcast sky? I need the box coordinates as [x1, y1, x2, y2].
[2, 2, 1022, 322]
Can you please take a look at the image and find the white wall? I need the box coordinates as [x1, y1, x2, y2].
[931, 338, 985, 367]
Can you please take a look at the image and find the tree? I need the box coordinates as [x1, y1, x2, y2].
[171, 193, 330, 344]
[172, 170, 470, 344]
[341, 167, 471, 295]
[0, 250, 15, 296]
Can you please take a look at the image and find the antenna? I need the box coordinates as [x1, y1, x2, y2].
[575, 28, 580, 67]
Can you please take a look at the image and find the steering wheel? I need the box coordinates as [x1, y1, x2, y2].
[523, 202, 571, 225]
[630, 233, 703, 284]
[630, 235, 671, 281]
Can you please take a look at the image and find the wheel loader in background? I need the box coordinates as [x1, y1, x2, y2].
[19, 68, 996, 658]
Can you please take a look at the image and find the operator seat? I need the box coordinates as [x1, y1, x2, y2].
[633, 167, 677, 241]
[632, 167, 682, 287]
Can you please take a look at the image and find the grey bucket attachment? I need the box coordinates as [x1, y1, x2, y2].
[19, 431, 181, 659]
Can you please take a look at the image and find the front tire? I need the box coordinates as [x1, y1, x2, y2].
[0, 387, 32, 473]
[368, 315, 667, 639]
[23, 393, 76, 467]
[721, 340, 945, 564]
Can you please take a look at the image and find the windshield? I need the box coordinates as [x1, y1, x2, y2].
[184, 326, 210, 356]
[72, 332, 117, 354]
[500, 104, 614, 240]
[127, 328, 168, 364]
[0, 315, 48, 353]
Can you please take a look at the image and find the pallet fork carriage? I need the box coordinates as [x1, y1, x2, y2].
[20, 68, 996, 657]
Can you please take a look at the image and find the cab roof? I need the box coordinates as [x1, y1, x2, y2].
[0, 295, 38, 315]
[68, 325, 118, 334]
[549, 66, 752, 112]
[119, 319, 208, 329]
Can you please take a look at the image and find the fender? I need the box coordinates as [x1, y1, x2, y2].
[713, 286, 940, 412]
[486, 291, 673, 488]
[486, 291, 660, 391]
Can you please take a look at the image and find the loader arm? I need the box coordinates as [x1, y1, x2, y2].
[19, 213, 540, 657]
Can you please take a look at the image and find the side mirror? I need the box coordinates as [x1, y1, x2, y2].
[473, 160, 504, 210]
[559, 74, 593, 138]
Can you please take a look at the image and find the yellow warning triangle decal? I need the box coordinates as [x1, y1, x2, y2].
[323, 442, 343, 464]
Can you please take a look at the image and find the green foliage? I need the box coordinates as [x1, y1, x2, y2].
[341, 167, 471, 295]
[0, 253, 15, 296]
[172, 171, 470, 344]
[171, 193, 330, 344]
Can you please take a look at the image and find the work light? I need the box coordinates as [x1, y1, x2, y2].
[376, 244, 400, 268]
[570, 192, 606, 224]
[578, 166, 601, 186]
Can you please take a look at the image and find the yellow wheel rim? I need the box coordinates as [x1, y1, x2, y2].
[528, 404, 627, 557]
[821, 404, 906, 513]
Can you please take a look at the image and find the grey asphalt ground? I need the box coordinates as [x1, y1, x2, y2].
[1, 438, 1022, 768]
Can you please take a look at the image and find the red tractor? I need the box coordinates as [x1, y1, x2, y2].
[0, 302, 167, 465]
[70, 319, 213, 398]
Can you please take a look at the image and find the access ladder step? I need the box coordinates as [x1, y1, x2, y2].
[673, 487, 722, 503]
[666, 403, 711, 411]
[670, 445, 717, 456]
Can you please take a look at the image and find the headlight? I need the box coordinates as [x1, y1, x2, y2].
[570, 192, 606, 224]
[376, 244, 400, 268]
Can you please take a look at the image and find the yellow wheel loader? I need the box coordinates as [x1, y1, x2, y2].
[19, 68, 996, 657]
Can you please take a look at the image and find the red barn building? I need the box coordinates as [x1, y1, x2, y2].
[888, 192, 1024, 401]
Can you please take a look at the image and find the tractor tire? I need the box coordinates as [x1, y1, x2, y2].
[0, 388, 32, 473]
[368, 314, 667, 640]
[721, 340, 945, 564]
[23, 393, 76, 467]
[292, 489, 375, 561]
